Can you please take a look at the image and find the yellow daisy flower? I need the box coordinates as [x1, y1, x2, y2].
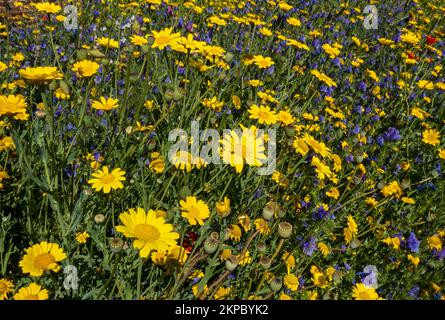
[19, 241, 66, 276]
[87, 166, 126, 193]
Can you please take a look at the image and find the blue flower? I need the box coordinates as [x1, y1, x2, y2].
[406, 232, 420, 253]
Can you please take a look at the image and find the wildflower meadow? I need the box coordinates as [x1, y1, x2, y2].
[0, 0, 444, 301]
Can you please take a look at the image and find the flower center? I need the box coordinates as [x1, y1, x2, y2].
[0, 282, 7, 293]
[188, 206, 201, 219]
[24, 295, 39, 300]
[358, 292, 370, 300]
[100, 173, 115, 185]
[33, 253, 55, 270]
[257, 111, 269, 120]
[157, 36, 171, 45]
[134, 224, 160, 242]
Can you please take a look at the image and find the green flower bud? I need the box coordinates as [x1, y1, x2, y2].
[109, 237, 124, 253]
[270, 277, 282, 292]
[278, 222, 293, 239]
[225, 255, 238, 271]
[164, 89, 174, 102]
[257, 242, 267, 253]
[259, 256, 271, 269]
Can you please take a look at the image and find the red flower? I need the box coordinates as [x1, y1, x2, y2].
[426, 36, 437, 45]
[407, 51, 415, 59]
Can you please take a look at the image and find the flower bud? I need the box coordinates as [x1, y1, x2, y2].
[225, 255, 238, 271]
[164, 89, 174, 102]
[109, 237, 124, 253]
[204, 237, 219, 254]
[270, 277, 282, 292]
[257, 242, 267, 253]
[278, 222, 293, 239]
[94, 214, 106, 224]
[89, 49, 106, 58]
[262, 201, 279, 221]
[259, 256, 271, 269]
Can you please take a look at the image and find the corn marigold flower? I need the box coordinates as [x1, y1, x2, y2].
[13, 283, 49, 300]
[180, 196, 210, 226]
[96, 37, 119, 49]
[0, 62, 7, 72]
[248, 104, 278, 125]
[87, 166, 126, 193]
[19, 66, 63, 84]
[253, 55, 274, 69]
[310, 69, 337, 87]
[422, 129, 440, 146]
[72, 60, 100, 78]
[151, 27, 181, 50]
[75, 231, 90, 244]
[0, 94, 28, 120]
[0, 278, 14, 300]
[91, 97, 119, 111]
[130, 34, 148, 46]
[19, 241, 66, 276]
[116, 207, 179, 258]
[352, 283, 381, 300]
[33, 2, 61, 14]
[284, 273, 299, 291]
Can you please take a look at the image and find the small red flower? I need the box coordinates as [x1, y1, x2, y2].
[407, 51, 415, 59]
[426, 36, 437, 45]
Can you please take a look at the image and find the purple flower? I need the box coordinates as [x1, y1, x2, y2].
[302, 237, 317, 256]
[406, 232, 420, 253]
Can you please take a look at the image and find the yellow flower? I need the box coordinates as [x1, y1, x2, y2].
[220, 249, 232, 260]
[116, 207, 179, 258]
[248, 104, 278, 125]
[180, 196, 210, 226]
[13, 283, 49, 300]
[317, 242, 330, 256]
[229, 224, 242, 242]
[311, 69, 337, 87]
[149, 157, 165, 174]
[279, 292, 292, 300]
[72, 60, 100, 78]
[87, 166, 126, 193]
[151, 27, 181, 50]
[19, 241, 66, 276]
[407, 254, 420, 267]
[214, 287, 230, 300]
[202, 96, 224, 112]
[253, 55, 274, 69]
[231, 95, 241, 109]
[282, 252, 296, 272]
[401, 197, 415, 204]
[326, 187, 339, 199]
[0, 62, 7, 72]
[428, 235, 442, 251]
[130, 34, 148, 46]
[151, 250, 168, 265]
[216, 197, 231, 217]
[293, 138, 309, 155]
[0, 278, 14, 300]
[352, 283, 380, 300]
[0, 94, 28, 120]
[417, 80, 434, 90]
[287, 17, 301, 26]
[438, 149, 445, 160]
[400, 31, 420, 45]
[284, 273, 299, 291]
[254, 218, 271, 235]
[221, 127, 267, 173]
[238, 250, 252, 266]
[278, 110, 295, 125]
[91, 97, 119, 111]
[322, 43, 341, 59]
[34, 2, 61, 14]
[383, 237, 401, 250]
[96, 37, 119, 49]
[381, 181, 403, 198]
[75, 231, 90, 244]
[168, 246, 189, 266]
[422, 129, 440, 146]
[19, 66, 63, 84]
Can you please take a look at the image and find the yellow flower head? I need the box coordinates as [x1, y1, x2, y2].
[75, 231, 90, 244]
[116, 207, 179, 258]
[19, 66, 63, 84]
[87, 166, 126, 193]
[72, 60, 100, 78]
[0, 278, 14, 300]
[180, 196, 210, 226]
[14, 283, 49, 300]
[19, 241, 66, 276]
[92, 97, 119, 111]
[34, 2, 61, 14]
[352, 283, 381, 300]
[151, 27, 181, 50]
[0, 94, 28, 120]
